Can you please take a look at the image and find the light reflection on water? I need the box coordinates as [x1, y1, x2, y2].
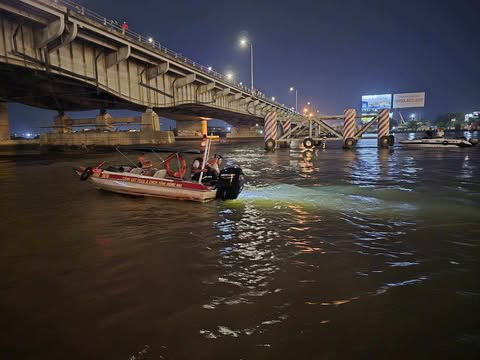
[0, 134, 479, 359]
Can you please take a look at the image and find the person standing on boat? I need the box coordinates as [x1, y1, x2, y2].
[425, 127, 434, 138]
[207, 154, 223, 178]
[191, 156, 207, 181]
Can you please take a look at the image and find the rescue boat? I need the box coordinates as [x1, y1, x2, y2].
[76, 141, 244, 202]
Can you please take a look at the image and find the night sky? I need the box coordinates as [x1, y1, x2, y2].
[9, 0, 480, 134]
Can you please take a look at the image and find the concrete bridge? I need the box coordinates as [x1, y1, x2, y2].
[0, 0, 296, 143]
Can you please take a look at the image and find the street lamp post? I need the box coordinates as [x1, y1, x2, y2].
[289, 87, 298, 112]
[240, 38, 254, 91]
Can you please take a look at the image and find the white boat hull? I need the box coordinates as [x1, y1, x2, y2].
[88, 170, 217, 202]
[400, 138, 473, 148]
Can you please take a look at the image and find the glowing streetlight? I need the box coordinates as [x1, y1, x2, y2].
[289, 87, 298, 112]
[148, 37, 153, 43]
[239, 36, 254, 91]
[303, 107, 308, 113]
[226, 72, 234, 81]
[307, 101, 311, 105]
[207, 66, 212, 71]
[271, 96, 276, 101]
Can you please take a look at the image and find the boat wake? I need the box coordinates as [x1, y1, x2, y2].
[234, 184, 417, 215]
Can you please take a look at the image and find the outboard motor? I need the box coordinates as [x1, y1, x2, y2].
[216, 167, 244, 200]
[80, 167, 93, 181]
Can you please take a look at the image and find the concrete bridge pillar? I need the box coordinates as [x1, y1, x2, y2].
[53, 113, 72, 134]
[95, 112, 114, 131]
[201, 119, 208, 136]
[141, 108, 160, 132]
[176, 120, 202, 137]
[0, 102, 10, 141]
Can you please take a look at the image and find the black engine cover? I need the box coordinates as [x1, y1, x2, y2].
[216, 167, 244, 200]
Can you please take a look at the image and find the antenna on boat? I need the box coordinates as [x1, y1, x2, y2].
[114, 146, 139, 168]
[198, 138, 212, 183]
[147, 148, 165, 165]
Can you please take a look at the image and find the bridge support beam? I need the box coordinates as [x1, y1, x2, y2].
[197, 82, 215, 95]
[141, 108, 160, 132]
[0, 102, 10, 141]
[106, 46, 131, 68]
[53, 113, 72, 134]
[47, 21, 77, 52]
[175, 74, 196, 88]
[35, 17, 65, 48]
[215, 88, 231, 100]
[146, 62, 169, 80]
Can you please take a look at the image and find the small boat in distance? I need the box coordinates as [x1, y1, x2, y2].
[76, 140, 244, 202]
[400, 137, 477, 148]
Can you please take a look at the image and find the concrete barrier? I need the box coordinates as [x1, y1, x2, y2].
[0, 139, 40, 147]
[40, 131, 175, 146]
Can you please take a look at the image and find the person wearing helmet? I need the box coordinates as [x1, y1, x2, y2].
[207, 154, 223, 178]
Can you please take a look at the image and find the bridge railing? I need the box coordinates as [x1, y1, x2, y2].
[51, 0, 296, 113]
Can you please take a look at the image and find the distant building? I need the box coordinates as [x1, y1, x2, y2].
[465, 112, 480, 122]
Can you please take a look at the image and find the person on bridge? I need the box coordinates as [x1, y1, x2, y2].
[122, 21, 128, 34]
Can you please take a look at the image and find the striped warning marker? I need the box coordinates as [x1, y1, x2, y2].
[282, 117, 291, 135]
[264, 112, 278, 141]
[343, 108, 356, 146]
[377, 109, 390, 139]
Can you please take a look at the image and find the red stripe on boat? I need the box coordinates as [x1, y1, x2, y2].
[92, 170, 210, 191]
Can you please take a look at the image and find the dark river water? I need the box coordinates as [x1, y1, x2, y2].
[1, 133, 479, 359]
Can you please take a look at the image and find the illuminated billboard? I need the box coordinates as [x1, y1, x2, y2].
[393, 92, 425, 108]
[361, 94, 392, 113]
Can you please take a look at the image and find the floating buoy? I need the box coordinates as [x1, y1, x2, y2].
[164, 153, 186, 178]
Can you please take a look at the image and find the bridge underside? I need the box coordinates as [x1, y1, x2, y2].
[0, 64, 258, 127]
